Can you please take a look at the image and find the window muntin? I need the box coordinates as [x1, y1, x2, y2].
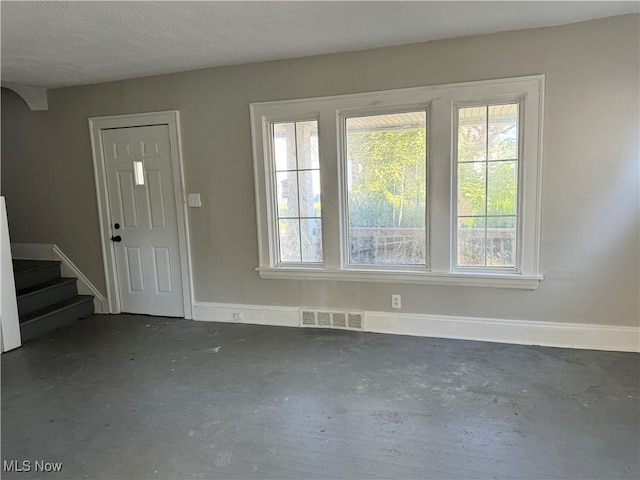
[251, 76, 543, 288]
[456, 104, 519, 268]
[272, 120, 322, 264]
[345, 111, 427, 266]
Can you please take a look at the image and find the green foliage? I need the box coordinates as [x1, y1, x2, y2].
[348, 128, 426, 228]
[457, 124, 517, 223]
[347, 123, 517, 230]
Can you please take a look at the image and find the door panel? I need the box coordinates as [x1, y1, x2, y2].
[153, 247, 173, 294]
[147, 170, 168, 228]
[126, 247, 145, 293]
[117, 171, 138, 227]
[102, 125, 184, 317]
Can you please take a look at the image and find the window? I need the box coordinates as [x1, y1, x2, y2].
[272, 120, 322, 264]
[251, 76, 543, 288]
[346, 112, 427, 266]
[455, 104, 519, 269]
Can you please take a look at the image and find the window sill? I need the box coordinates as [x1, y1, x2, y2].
[255, 267, 542, 289]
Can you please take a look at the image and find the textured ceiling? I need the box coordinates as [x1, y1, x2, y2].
[1, 1, 638, 89]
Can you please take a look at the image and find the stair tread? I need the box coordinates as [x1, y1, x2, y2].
[20, 295, 94, 324]
[17, 277, 77, 298]
[12, 259, 61, 275]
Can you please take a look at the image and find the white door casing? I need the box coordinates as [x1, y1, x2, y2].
[89, 112, 193, 318]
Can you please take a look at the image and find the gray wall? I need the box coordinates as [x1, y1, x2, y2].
[2, 15, 638, 326]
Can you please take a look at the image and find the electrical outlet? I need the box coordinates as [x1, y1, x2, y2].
[233, 312, 243, 321]
[187, 193, 202, 207]
[391, 295, 401, 309]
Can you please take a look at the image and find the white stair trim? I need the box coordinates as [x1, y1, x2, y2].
[193, 301, 639, 353]
[11, 243, 107, 314]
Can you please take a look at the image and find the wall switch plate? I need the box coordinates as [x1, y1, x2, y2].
[187, 193, 201, 207]
[391, 294, 401, 309]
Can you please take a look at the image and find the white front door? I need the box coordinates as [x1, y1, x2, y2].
[102, 125, 184, 317]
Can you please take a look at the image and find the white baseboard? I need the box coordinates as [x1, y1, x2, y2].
[365, 312, 639, 352]
[193, 302, 299, 327]
[11, 243, 107, 314]
[193, 301, 639, 353]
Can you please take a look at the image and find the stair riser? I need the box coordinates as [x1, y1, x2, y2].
[14, 264, 61, 291]
[20, 299, 94, 342]
[18, 282, 78, 317]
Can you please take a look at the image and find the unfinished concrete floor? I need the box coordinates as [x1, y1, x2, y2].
[2, 314, 639, 479]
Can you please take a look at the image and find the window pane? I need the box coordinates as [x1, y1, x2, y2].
[458, 162, 486, 216]
[273, 120, 322, 264]
[346, 111, 426, 265]
[458, 106, 487, 162]
[276, 171, 299, 218]
[456, 103, 519, 270]
[133, 160, 145, 186]
[301, 219, 322, 262]
[278, 219, 301, 262]
[298, 170, 321, 217]
[274, 123, 297, 171]
[349, 227, 426, 265]
[296, 121, 319, 169]
[487, 161, 517, 216]
[487, 217, 516, 267]
[488, 104, 518, 160]
[458, 217, 486, 266]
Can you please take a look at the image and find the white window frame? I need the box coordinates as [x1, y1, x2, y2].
[250, 75, 544, 289]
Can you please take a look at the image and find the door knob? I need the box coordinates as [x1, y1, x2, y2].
[111, 235, 122, 242]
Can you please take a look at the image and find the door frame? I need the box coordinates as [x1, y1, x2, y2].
[89, 111, 193, 319]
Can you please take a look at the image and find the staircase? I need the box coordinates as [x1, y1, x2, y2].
[13, 259, 94, 342]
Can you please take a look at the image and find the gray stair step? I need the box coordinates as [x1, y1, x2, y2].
[20, 296, 94, 342]
[12, 260, 61, 291]
[17, 277, 79, 317]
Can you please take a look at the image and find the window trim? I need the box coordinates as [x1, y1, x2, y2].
[254, 266, 542, 289]
[250, 75, 544, 289]
[259, 112, 324, 268]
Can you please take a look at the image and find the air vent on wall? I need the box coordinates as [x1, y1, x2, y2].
[302, 310, 316, 326]
[299, 309, 364, 331]
[348, 313, 363, 330]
